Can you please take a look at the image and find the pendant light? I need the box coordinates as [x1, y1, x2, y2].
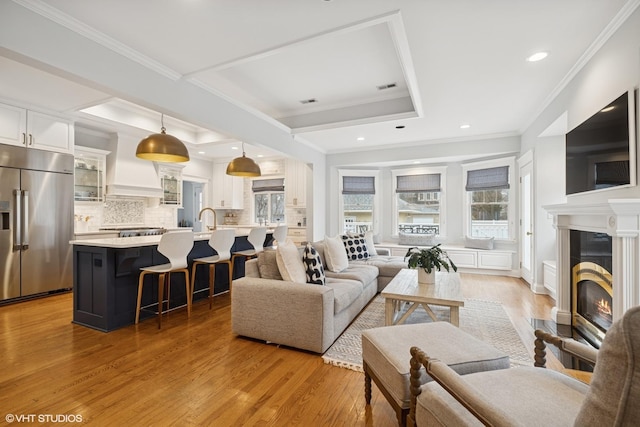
[226, 142, 261, 177]
[136, 114, 190, 163]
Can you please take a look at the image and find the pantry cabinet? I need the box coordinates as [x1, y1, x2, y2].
[0, 103, 73, 153]
[212, 163, 244, 209]
[285, 158, 308, 208]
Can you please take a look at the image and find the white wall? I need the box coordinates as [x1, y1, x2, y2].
[521, 7, 640, 293]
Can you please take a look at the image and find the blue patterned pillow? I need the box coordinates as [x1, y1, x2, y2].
[341, 234, 369, 260]
[303, 243, 325, 285]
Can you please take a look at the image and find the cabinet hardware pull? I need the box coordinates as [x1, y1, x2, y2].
[22, 133, 26, 145]
[28, 134, 33, 146]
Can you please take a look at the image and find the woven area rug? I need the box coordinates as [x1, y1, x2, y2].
[322, 295, 533, 372]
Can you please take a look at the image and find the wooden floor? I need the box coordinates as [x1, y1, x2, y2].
[0, 274, 559, 426]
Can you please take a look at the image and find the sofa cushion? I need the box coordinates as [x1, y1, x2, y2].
[325, 264, 378, 287]
[342, 233, 370, 260]
[352, 256, 407, 278]
[324, 235, 349, 273]
[257, 250, 282, 280]
[325, 278, 363, 314]
[276, 241, 306, 283]
[303, 243, 325, 286]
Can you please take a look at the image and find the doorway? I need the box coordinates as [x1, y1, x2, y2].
[178, 181, 204, 231]
[518, 152, 534, 285]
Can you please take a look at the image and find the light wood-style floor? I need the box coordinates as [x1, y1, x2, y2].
[0, 274, 559, 426]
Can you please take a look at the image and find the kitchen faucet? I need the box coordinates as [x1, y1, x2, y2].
[198, 207, 217, 231]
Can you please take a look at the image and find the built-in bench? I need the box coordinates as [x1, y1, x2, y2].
[376, 243, 517, 276]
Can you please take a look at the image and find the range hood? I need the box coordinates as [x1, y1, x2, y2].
[105, 133, 164, 198]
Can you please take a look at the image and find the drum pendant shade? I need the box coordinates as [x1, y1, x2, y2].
[226, 143, 261, 177]
[136, 114, 189, 163]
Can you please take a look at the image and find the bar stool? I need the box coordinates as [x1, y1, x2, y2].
[135, 231, 194, 328]
[271, 224, 288, 248]
[190, 229, 236, 309]
[231, 227, 267, 279]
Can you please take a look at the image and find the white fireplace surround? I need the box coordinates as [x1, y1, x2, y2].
[544, 199, 640, 326]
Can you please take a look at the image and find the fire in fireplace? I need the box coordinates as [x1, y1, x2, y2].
[570, 230, 613, 348]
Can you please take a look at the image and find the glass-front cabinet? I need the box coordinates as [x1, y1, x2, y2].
[159, 165, 183, 206]
[74, 146, 109, 202]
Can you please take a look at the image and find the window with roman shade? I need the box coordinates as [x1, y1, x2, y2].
[252, 178, 284, 193]
[395, 173, 442, 235]
[465, 165, 510, 239]
[341, 175, 375, 233]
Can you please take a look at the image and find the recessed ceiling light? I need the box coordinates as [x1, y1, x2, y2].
[231, 146, 239, 150]
[357, 137, 365, 141]
[460, 124, 471, 129]
[257, 154, 264, 158]
[526, 52, 548, 62]
[413, 161, 420, 164]
[395, 125, 405, 129]
[198, 151, 205, 154]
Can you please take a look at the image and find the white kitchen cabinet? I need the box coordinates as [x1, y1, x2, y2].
[0, 103, 73, 153]
[159, 165, 183, 206]
[287, 227, 307, 246]
[285, 158, 308, 208]
[212, 163, 244, 209]
[74, 146, 109, 202]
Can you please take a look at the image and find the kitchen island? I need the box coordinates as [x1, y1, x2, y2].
[70, 230, 273, 332]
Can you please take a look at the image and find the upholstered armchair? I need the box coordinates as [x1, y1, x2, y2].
[408, 305, 640, 426]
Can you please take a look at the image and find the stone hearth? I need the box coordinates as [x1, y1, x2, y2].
[545, 199, 640, 326]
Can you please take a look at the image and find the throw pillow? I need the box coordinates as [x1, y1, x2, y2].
[302, 243, 325, 285]
[275, 240, 307, 283]
[341, 234, 369, 261]
[465, 236, 494, 250]
[257, 250, 282, 280]
[398, 231, 436, 246]
[364, 230, 378, 256]
[323, 235, 349, 273]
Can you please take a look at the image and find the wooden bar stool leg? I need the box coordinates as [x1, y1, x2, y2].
[157, 273, 165, 329]
[226, 260, 233, 294]
[135, 271, 146, 324]
[190, 262, 198, 307]
[208, 264, 215, 309]
[184, 269, 191, 318]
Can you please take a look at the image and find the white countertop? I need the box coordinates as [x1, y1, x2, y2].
[69, 228, 273, 248]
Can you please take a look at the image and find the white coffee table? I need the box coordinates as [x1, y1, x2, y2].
[381, 268, 464, 326]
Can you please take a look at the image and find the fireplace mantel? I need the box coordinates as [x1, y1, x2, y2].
[544, 199, 640, 326]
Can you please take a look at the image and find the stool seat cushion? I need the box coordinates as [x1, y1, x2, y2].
[141, 263, 184, 273]
[362, 322, 510, 408]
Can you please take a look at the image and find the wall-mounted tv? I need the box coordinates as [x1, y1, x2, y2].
[566, 91, 636, 196]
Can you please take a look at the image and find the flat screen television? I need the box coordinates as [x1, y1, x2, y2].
[566, 91, 636, 195]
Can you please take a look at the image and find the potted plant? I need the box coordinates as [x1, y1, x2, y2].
[404, 244, 458, 284]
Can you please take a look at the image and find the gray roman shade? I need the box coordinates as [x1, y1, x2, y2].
[252, 178, 284, 192]
[396, 173, 441, 193]
[342, 176, 375, 194]
[466, 166, 510, 191]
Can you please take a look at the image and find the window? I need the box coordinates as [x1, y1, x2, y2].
[342, 176, 375, 233]
[394, 171, 443, 235]
[338, 170, 379, 235]
[464, 161, 513, 239]
[252, 178, 285, 224]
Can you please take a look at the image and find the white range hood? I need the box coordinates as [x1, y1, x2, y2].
[105, 133, 164, 198]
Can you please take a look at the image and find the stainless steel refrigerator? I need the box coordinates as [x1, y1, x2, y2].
[0, 143, 74, 301]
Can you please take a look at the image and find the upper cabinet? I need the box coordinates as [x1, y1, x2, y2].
[285, 158, 308, 208]
[74, 146, 109, 202]
[0, 102, 73, 153]
[159, 165, 183, 206]
[212, 162, 244, 209]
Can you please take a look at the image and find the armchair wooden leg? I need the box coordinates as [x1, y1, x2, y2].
[364, 363, 372, 405]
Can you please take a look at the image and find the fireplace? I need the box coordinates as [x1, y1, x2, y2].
[544, 199, 640, 346]
[570, 231, 613, 347]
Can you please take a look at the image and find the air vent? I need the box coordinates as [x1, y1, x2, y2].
[377, 82, 397, 90]
[300, 98, 318, 104]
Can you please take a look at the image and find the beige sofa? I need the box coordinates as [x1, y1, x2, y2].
[231, 241, 406, 353]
